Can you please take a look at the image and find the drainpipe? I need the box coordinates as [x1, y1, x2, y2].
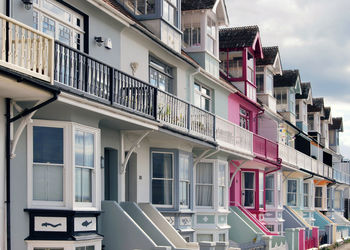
[304, 174, 314, 181]
[5, 94, 58, 250]
[265, 165, 281, 175]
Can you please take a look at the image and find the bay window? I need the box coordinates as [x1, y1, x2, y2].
[179, 154, 190, 207]
[265, 174, 274, 206]
[242, 172, 255, 208]
[196, 162, 213, 207]
[163, 0, 177, 26]
[303, 183, 309, 208]
[256, 73, 264, 93]
[75, 131, 95, 203]
[228, 51, 243, 78]
[28, 120, 100, 210]
[194, 83, 211, 112]
[308, 114, 314, 131]
[287, 180, 297, 206]
[315, 186, 322, 208]
[123, 0, 156, 15]
[152, 152, 174, 206]
[183, 25, 201, 48]
[33, 126, 64, 203]
[206, 17, 216, 55]
[33, 0, 84, 50]
[274, 89, 287, 105]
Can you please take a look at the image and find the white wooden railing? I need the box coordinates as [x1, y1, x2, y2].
[215, 116, 254, 155]
[0, 13, 54, 83]
[279, 143, 333, 179]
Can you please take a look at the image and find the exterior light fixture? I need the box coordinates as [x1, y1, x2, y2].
[22, 0, 33, 10]
[94, 36, 105, 47]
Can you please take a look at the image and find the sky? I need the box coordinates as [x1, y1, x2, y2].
[225, 0, 350, 158]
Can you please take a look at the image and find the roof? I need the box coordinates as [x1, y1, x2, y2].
[256, 46, 279, 66]
[329, 117, 343, 131]
[274, 70, 299, 88]
[296, 82, 311, 99]
[308, 98, 324, 112]
[322, 107, 331, 120]
[219, 26, 259, 49]
[182, 0, 216, 11]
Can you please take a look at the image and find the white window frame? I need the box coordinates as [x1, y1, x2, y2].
[194, 82, 212, 112]
[195, 161, 214, 209]
[33, 0, 84, 50]
[151, 151, 175, 208]
[206, 15, 217, 56]
[27, 120, 100, 210]
[26, 239, 101, 250]
[179, 153, 190, 209]
[265, 174, 274, 207]
[218, 162, 227, 209]
[287, 179, 298, 207]
[303, 182, 310, 208]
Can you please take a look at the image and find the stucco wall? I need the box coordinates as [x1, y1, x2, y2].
[0, 98, 5, 250]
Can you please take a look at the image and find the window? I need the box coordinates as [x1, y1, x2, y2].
[327, 188, 331, 209]
[242, 172, 255, 208]
[289, 90, 296, 114]
[179, 154, 190, 207]
[75, 130, 95, 203]
[259, 172, 264, 208]
[218, 164, 226, 207]
[33, 126, 64, 202]
[266, 225, 275, 232]
[265, 175, 274, 206]
[183, 25, 201, 48]
[228, 51, 243, 78]
[149, 57, 173, 93]
[33, 0, 84, 50]
[76, 247, 94, 250]
[206, 17, 216, 55]
[303, 183, 309, 208]
[334, 191, 341, 209]
[194, 83, 211, 112]
[277, 172, 282, 207]
[287, 180, 297, 206]
[247, 52, 254, 83]
[256, 74, 264, 93]
[196, 163, 213, 207]
[163, 0, 176, 26]
[296, 103, 300, 119]
[124, 0, 156, 15]
[308, 114, 314, 131]
[315, 187, 322, 208]
[152, 152, 174, 206]
[197, 234, 213, 242]
[239, 107, 250, 130]
[266, 70, 274, 96]
[219, 233, 225, 242]
[274, 89, 287, 105]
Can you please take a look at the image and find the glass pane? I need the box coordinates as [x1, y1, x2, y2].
[75, 167, 82, 202]
[76, 247, 85, 250]
[33, 126, 63, 164]
[197, 234, 213, 242]
[266, 190, 274, 205]
[288, 180, 297, 193]
[150, 68, 158, 87]
[33, 164, 47, 201]
[179, 181, 189, 206]
[202, 97, 210, 112]
[304, 195, 309, 207]
[243, 172, 254, 189]
[218, 164, 226, 186]
[33, 164, 63, 201]
[183, 27, 190, 47]
[152, 153, 173, 178]
[256, 74, 264, 92]
[196, 185, 212, 206]
[146, 0, 155, 14]
[33, 11, 38, 30]
[315, 187, 322, 197]
[163, 1, 169, 20]
[196, 163, 213, 184]
[86, 246, 95, 250]
[315, 197, 322, 207]
[158, 73, 166, 91]
[287, 194, 297, 206]
[43, 0, 71, 23]
[219, 234, 225, 242]
[179, 155, 189, 180]
[152, 180, 172, 205]
[75, 130, 84, 166]
[259, 172, 264, 190]
[303, 183, 309, 194]
[243, 190, 254, 207]
[84, 132, 94, 168]
[42, 16, 55, 37]
[266, 175, 274, 189]
[82, 168, 92, 202]
[192, 27, 200, 46]
[58, 24, 70, 45]
[219, 186, 224, 207]
[259, 190, 264, 208]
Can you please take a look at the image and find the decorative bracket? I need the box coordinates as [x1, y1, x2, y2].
[229, 160, 248, 187]
[10, 101, 40, 159]
[193, 147, 219, 167]
[120, 130, 152, 174]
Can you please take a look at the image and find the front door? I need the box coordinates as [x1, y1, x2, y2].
[125, 152, 137, 202]
[242, 172, 255, 208]
[104, 148, 118, 201]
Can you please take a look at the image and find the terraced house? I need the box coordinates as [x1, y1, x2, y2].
[0, 0, 350, 250]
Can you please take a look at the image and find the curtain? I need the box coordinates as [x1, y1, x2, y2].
[196, 163, 213, 206]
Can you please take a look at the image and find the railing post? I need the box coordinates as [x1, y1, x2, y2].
[109, 67, 114, 105]
[153, 87, 158, 120]
[213, 115, 216, 140]
[5, 18, 9, 62]
[187, 104, 191, 132]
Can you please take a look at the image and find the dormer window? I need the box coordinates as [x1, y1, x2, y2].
[247, 52, 254, 83]
[220, 51, 243, 78]
[274, 89, 287, 105]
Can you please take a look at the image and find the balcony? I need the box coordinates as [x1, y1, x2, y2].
[253, 134, 279, 162]
[0, 13, 54, 83]
[333, 163, 350, 185]
[279, 143, 333, 179]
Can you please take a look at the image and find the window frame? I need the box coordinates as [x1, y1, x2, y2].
[195, 161, 214, 208]
[303, 182, 309, 208]
[179, 153, 191, 208]
[206, 16, 216, 56]
[246, 51, 255, 84]
[241, 171, 255, 209]
[194, 82, 212, 112]
[265, 174, 274, 207]
[287, 179, 298, 207]
[315, 186, 323, 208]
[27, 120, 101, 210]
[239, 107, 251, 130]
[33, 0, 85, 50]
[151, 151, 175, 208]
[149, 56, 174, 93]
[218, 163, 227, 208]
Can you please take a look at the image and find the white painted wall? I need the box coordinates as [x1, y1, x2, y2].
[0, 98, 5, 250]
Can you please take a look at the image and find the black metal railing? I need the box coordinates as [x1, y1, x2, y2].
[54, 41, 215, 139]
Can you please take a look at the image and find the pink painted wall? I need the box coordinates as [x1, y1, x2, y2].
[299, 229, 305, 250]
[230, 161, 241, 206]
[312, 227, 319, 248]
[228, 93, 260, 133]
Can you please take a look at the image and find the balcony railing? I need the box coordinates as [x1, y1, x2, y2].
[279, 143, 333, 179]
[0, 13, 54, 82]
[54, 42, 215, 140]
[253, 134, 279, 162]
[215, 116, 254, 155]
[333, 169, 350, 185]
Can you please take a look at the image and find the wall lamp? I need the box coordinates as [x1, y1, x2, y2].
[94, 36, 105, 47]
[94, 36, 112, 49]
[22, 0, 33, 10]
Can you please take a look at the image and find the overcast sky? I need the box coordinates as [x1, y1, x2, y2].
[226, 0, 350, 159]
